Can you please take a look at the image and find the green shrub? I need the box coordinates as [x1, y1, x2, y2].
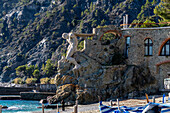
[3, 66, 11, 71]
[87, 36, 93, 40]
[16, 65, 39, 77]
[34, 13, 40, 16]
[25, 77, 37, 84]
[61, 6, 65, 13]
[140, 19, 157, 28]
[0, 23, 4, 28]
[81, 11, 84, 17]
[13, 78, 23, 84]
[33, 69, 40, 78]
[40, 77, 50, 84]
[78, 40, 84, 50]
[95, 10, 98, 17]
[91, 20, 97, 27]
[16, 65, 26, 76]
[84, 9, 89, 15]
[100, 19, 106, 26]
[50, 78, 55, 84]
[43, 59, 55, 77]
[101, 33, 116, 41]
[73, 4, 77, 8]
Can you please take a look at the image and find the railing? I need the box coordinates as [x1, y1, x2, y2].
[0, 83, 57, 92]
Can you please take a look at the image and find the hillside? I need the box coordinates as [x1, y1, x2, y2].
[0, 0, 169, 83]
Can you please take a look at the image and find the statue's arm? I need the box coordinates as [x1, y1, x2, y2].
[62, 33, 69, 39]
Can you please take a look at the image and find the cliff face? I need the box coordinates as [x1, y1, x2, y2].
[0, 0, 162, 82]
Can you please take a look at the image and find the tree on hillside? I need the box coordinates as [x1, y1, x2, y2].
[33, 69, 40, 79]
[16, 65, 26, 77]
[43, 59, 55, 77]
[154, 0, 170, 21]
[26, 65, 34, 77]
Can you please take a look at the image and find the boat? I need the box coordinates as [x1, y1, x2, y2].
[99, 94, 170, 113]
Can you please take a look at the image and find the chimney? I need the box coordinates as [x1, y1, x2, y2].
[123, 16, 126, 29]
[126, 14, 128, 28]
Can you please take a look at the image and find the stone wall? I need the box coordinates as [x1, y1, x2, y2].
[122, 27, 170, 89]
[83, 26, 124, 65]
[38, 84, 56, 92]
[20, 92, 55, 100]
[0, 87, 33, 95]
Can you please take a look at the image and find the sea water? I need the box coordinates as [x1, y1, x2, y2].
[0, 100, 43, 113]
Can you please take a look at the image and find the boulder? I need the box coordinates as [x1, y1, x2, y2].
[55, 75, 77, 86]
[48, 84, 76, 104]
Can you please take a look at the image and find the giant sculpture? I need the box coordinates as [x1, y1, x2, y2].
[62, 32, 81, 70]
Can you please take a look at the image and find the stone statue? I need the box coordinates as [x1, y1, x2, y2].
[62, 32, 81, 70]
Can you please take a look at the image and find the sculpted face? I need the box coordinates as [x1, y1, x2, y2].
[62, 33, 69, 39]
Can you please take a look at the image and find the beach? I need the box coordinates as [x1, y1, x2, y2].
[31, 95, 166, 113]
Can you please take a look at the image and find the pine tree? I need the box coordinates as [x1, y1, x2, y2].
[154, 0, 170, 21]
[44, 59, 55, 77]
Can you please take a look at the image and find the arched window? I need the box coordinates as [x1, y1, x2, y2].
[160, 40, 170, 56]
[144, 38, 153, 56]
[125, 36, 131, 58]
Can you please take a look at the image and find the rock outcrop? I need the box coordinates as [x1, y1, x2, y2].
[48, 50, 156, 104]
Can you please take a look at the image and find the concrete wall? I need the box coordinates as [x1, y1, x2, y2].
[122, 27, 170, 89]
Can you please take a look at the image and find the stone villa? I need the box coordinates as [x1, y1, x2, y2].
[122, 27, 170, 90]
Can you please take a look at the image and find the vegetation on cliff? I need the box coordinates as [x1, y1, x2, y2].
[0, 0, 169, 83]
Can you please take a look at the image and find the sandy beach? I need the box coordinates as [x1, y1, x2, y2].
[31, 95, 166, 113]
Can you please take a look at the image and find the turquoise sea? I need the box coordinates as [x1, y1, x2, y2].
[0, 100, 43, 113]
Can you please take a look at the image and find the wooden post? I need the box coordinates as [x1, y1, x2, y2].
[42, 104, 44, 113]
[73, 99, 78, 113]
[61, 100, 65, 111]
[98, 96, 101, 102]
[0, 105, 2, 113]
[76, 99, 78, 112]
[117, 99, 120, 111]
[145, 93, 149, 103]
[110, 100, 113, 107]
[57, 104, 59, 113]
[73, 105, 77, 113]
[152, 96, 155, 103]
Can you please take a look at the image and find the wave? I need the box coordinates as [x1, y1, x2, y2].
[7, 106, 20, 110]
